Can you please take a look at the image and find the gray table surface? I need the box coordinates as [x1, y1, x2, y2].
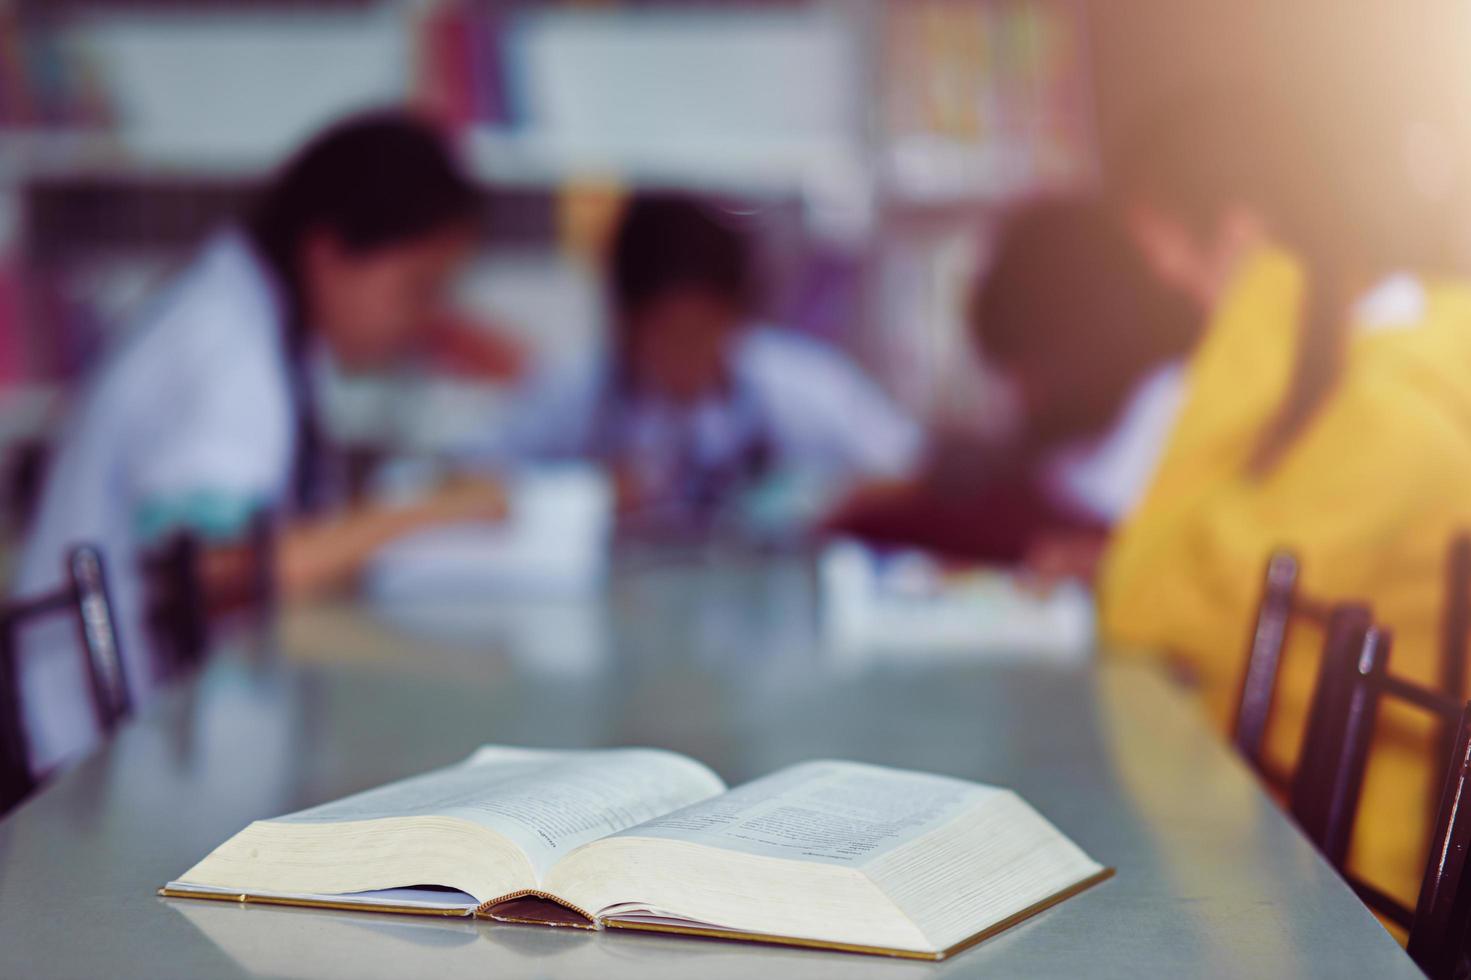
[0, 545, 1419, 978]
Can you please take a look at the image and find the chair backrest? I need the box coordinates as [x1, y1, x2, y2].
[1234, 549, 1343, 781]
[1408, 702, 1471, 979]
[1244, 536, 1471, 783]
[1439, 533, 1471, 779]
[142, 512, 275, 677]
[1289, 605, 1384, 868]
[1442, 534, 1471, 698]
[1291, 610, 1471, 977]
[0, 544, 131, 811]
[66, 547, 131, 729]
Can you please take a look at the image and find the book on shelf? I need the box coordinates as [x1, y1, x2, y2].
[161, 746, 1111, 961]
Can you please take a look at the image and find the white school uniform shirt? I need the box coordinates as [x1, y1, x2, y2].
[1041, 362, 1188, 525]
[13, 230, 296, 776]
[497, 325, 923, 499]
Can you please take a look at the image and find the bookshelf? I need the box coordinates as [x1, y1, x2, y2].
[1, 0, 1098, 435]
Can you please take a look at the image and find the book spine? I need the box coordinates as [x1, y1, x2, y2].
[474, 889, 598, 930]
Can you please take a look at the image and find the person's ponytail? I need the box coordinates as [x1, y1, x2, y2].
[1245, 248, 1351, 476]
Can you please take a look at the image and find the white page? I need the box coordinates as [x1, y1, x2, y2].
[274, 746, 724, 879]
[163, 882, 479, 913]
[614, 760, 997, 867]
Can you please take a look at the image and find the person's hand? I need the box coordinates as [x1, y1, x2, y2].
[610, 463, 649, 515]
[411, 475, 510, 527]
[1019, 530, 1107, 591]
[818, 478, 919, 534]
[425, 315, 528, 383]
[273, 476, 510, 602]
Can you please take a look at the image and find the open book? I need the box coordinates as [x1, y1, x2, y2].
[162, 747, 1110, 961]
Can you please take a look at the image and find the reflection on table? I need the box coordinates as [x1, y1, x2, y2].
[0, 546, 1417, 979]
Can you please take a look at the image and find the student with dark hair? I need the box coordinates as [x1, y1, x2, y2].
[504, 192, 921, 525]
[1097, 99, 1471, 906]
[827, 200, 1197, 567]
[958, 199, 1199, 571]
[13, 110, 507, 779]
[973, 101, 1471, 906]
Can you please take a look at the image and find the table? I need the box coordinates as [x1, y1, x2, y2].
[0, 546, 1419, 978]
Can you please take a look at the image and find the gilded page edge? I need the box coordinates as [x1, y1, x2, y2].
[601, 865, 1117, 961]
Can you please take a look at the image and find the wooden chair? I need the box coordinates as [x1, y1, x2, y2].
[1288, 606, 1386, 871]
[1234, 549, 1343, 781]
[1409, 704, 1471, 979]
[1292, 611, 1471, 977]
[142, 512, 276, 678]
[1233, 543, 1471, 771]
[0, 544, 131, 812]
[1439, 533, 1471, 777]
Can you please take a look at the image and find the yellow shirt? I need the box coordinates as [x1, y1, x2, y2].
[1099, 247, 1471, 902]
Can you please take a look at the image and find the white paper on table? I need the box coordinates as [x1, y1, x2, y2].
[819, 539, 1095, 666]
[365, 466, 613, 601]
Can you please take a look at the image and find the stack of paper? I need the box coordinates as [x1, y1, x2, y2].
[365, 466, 613, 601]
[820, 539, 1094, 664]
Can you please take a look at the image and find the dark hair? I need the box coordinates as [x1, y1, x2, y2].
[1113, 95, 1416, 475]
[610, 193, 752, 315]
[248, 109, 481, 330]
[973, 198, 1197, 446]
[247, 109, 478, 512]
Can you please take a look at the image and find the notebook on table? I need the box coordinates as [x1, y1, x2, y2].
[161, 746, 1111, 961]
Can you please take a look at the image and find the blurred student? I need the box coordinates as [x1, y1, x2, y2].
[1108, 106, 1471, 906]
[970, 201, 1198, 569]
[503, 192, 921, 524]
[827, 201, 1197, 566]
[13, 111, 507, 779]
[988, 104, 1471, 903]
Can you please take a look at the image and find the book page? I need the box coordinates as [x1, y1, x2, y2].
[161, 882, 480, 912]
[611, 760, 997, 867]
[274, 746, 725, 878]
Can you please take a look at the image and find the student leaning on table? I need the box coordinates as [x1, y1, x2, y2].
[982, 195, 1471, 909]
[1099, 103, 1471, 907]
[12, 111, 514, 782]
[975, 104, 1471, 909]
[1098, 232, 1471, 903]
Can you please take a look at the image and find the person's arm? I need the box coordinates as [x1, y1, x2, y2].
[272, 476, 508, 600]
[1018, 528, 1110, 589]
[755, 335, 925, 481]
[424, 315, 528, 383]
[134, 309, 513, 603]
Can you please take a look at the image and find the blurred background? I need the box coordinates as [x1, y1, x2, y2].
[10, 0, 1471, 917]
[12, 4, 1471, 949]
[1, 0, 1469, 541]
